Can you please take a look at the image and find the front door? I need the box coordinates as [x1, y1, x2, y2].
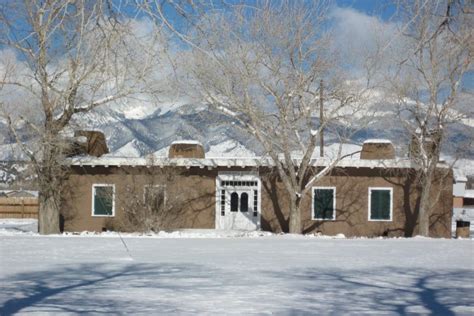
[216, 174, 260, 230]
[226, 188, 257, 230]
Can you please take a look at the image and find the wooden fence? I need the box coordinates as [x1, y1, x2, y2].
[0, 197, 39, 219]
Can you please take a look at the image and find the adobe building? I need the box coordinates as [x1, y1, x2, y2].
[61, 139, 453, 237]
[453, 174, 474, 235]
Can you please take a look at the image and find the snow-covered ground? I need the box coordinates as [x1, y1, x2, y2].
[0, 218, 38, 235]
[0, 222, 473, 315]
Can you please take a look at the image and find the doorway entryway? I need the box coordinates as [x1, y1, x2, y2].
[216, 172, 261, 230]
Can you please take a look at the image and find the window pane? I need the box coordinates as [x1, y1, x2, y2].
[94, 186, 113, 215]
[221, 190, 225, 211]
[370, 190, 391, 220]
[240, 192, 248, 212]
[230, 192, 239, 212]
[314, 189, 334, 219]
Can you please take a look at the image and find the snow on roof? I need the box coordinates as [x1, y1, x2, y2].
[455, 175, 468, 182]
[0, 190, 39, 197]
[76, 136, 88, 143]
[70, 155, 431, 170]
[171, 140, 203, 146]
[464, 190, 474, 199]
[363, 139, 393, 144]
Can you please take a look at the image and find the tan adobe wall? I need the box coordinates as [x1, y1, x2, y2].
[259, 168, 452, 238]
[168, 143, 205, 158]
[61, 166, 452, 237]
[67, 131, 109, 157]
[360, 142, 395, 160]
[453, 196, 463, 208]
[62, 166, 218, 232]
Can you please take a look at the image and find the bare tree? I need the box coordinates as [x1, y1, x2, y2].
[145, 1, 372, 233]
[109, 156, 173, 233]
[385, 0, 473, 236]
[0, 1, 160, 234]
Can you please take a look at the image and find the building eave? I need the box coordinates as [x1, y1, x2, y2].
[68, 156, 446, 170]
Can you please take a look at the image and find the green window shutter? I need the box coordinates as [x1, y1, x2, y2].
[314, 189, 334, 219]
[94, 186, 114, 215]
[370, 189, 391, 220]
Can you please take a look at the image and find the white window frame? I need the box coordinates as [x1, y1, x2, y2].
[143, 184, 167, 210]
[368, 187, 393, 222]
[92, 184, 115, 217]
[312, 186, 336, 220]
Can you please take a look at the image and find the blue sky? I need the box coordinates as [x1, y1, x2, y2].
[336, 0, 396, 19]
[144, 0, 399, 38]
[0, 0, 471, 91]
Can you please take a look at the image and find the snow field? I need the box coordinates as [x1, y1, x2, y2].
[0, 232, 473, 315]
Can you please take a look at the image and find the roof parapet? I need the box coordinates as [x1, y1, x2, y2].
[168, 140, 205, 159]
[360, 139, 395, 160]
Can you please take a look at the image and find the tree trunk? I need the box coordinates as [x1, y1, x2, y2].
[288, 195, 302, 234]
[38, 192, 61, 234]
[37, 135, 64, 235]
[417, 175, 433, 237]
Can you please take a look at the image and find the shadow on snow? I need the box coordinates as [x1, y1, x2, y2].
[0, 263, 472, 315]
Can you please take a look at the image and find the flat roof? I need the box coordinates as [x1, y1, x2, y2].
[464, 190, 474, 199]
[69, 156, 432, 170]
[363, 139, 393, 144]
[170, 140, 203, 146]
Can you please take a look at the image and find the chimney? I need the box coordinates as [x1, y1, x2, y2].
[360, 139, 395, 160]
[168, 140, 205, 159]
[409, 129, 440, 159]
[66, 130, 109, 157]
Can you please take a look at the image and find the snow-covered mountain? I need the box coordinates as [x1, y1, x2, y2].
[0, 96, 472, 176]
[71, 100, 262, 158]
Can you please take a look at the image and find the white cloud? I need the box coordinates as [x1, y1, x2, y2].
[0, 17, 184, 128]
[330, 7, 401, 79]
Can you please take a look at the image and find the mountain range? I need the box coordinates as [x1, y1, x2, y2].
[0, 96, 473, 178]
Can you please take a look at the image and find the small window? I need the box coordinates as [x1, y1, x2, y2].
[312, 187, 336, 220]
[369, 188, 393, 221]
[220, 190, 226, 209]
[464, 198, 474, 206]
[221, 190, 226, 215]
[144, 185, 166, 213]
[240, 192, 249, 212]
[92, 184, 114, 216]
[230, 192, 239, 212]
[253, 190, 258, 216]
